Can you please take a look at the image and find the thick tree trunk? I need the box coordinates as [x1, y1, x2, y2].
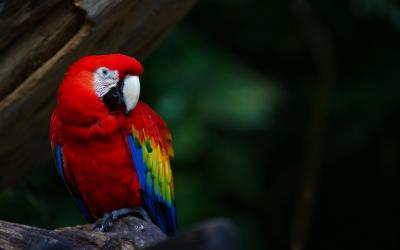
[0, 0, 197, 188]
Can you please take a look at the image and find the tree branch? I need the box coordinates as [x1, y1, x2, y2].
[0, 216, 163, 249]
[0, 217, 238, 250]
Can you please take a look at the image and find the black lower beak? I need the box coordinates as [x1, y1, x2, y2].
[102, 80, 125, 111]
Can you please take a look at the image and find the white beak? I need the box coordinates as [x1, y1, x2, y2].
[122, 75, 140, 112]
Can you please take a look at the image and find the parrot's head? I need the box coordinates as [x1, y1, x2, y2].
[59, 54, 143, 114]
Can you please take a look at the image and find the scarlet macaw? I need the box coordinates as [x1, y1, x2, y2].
[49, 54, 176, 234]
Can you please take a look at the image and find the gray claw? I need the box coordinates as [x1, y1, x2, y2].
[93, 207, 152, 232]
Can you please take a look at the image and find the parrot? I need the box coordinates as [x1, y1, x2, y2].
[49, 54, 176, 234]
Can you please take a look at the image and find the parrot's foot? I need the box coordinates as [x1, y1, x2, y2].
[94, 207, 152, 232]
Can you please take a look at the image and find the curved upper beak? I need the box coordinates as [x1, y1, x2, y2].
[102, 75, 140, 113]
[121, 75, 140, 113]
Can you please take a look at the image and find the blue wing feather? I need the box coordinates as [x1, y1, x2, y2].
[127, 134, 176, 234]
[55, 145, 93, 223]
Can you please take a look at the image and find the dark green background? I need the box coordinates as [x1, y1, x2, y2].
[1, 0, 400, 249]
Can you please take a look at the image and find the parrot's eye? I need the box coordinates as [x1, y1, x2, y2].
[101, 68, 109, 76]
[98, 67, 111, 78]
[96, 67, 118, 80]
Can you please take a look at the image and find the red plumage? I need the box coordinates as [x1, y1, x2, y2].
[49, 54, 174, 226]
[51, 106, 142, 217]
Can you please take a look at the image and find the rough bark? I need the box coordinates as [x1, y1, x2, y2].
[0, 217, 238, 250]
[0, 216, 165, 249]
[0, 0, 197, 188]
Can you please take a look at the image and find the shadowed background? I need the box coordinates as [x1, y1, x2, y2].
[1, 0, 400, 249]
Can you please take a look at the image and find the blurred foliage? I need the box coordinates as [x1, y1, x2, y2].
[1, 1, 400, 250]
[350, 0, 400, 26]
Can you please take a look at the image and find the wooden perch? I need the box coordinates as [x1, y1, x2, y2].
[0, 216, 165, 249]
[0, 217, 238, 250]
[0, 0, 197, 188]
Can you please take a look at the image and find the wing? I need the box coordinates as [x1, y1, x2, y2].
[50, 110, 93, 222]
[125, 102, 176, 234]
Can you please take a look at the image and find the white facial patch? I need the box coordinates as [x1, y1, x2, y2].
[122, 75, 140, 112]
[93, 67, 119, 97]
